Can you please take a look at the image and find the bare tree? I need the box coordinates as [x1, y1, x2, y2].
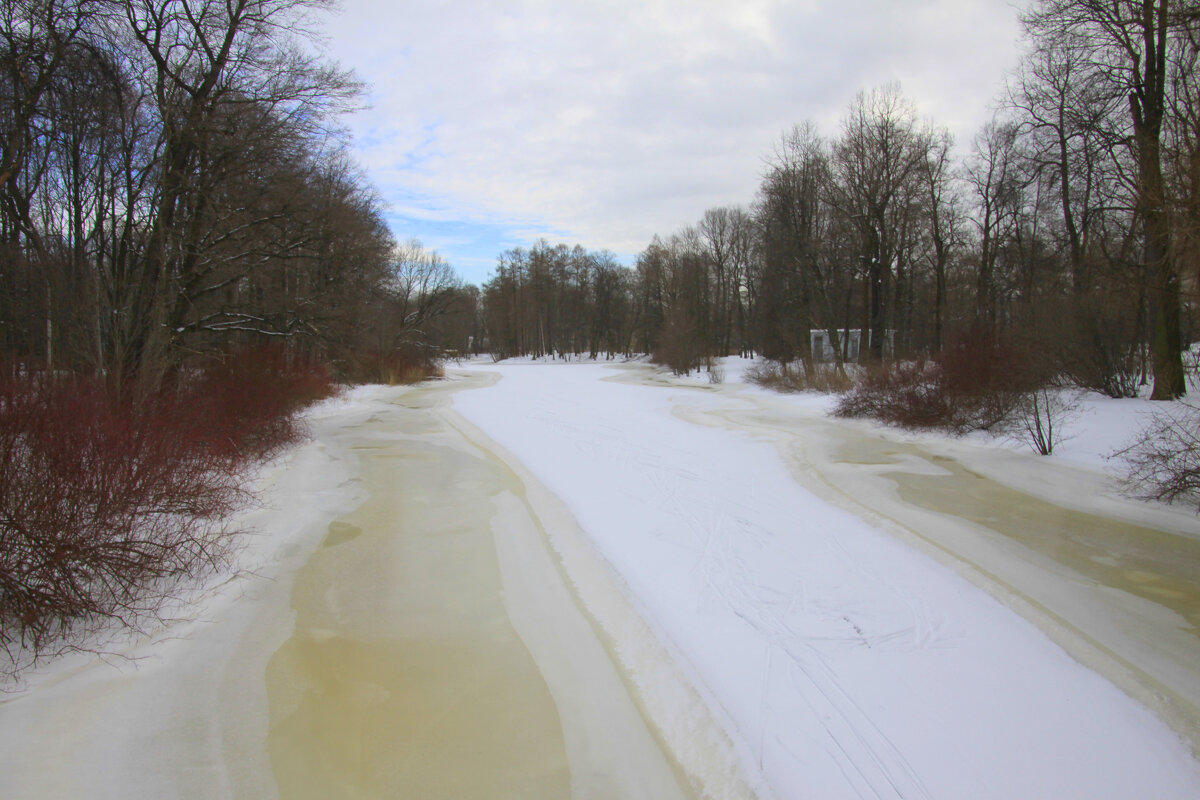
[829, 84, 929, 362]
[1025, 0, 1198, 399]
[100, 0, 360, 392]
[917, 125, 961, 351]
[966, 116, 1028, 329]
[389, 239, 462, 355]
[756, 121, 842, 370]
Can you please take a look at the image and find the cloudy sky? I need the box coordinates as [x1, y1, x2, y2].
[319, 0, 1030, 286]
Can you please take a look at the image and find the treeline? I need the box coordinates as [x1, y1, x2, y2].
[0, 0, 471, 389]
[477, 0, 1200, 405]
[481, 242, 633, 359]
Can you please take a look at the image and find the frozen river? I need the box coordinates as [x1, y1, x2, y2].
[2, 360, 1199, 799]
[662, 368, 1200, 753]
[0, 371, 754, 799]
[264, 373, 746, 798]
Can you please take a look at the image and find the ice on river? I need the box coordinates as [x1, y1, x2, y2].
[3, 358, 1200, 800]
[452, 358, 1200, 800]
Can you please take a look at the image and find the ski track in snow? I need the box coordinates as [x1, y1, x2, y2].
[452, 360, 1200, 800]
[664, 452, 937, 800]
[636, 414, 937, 798]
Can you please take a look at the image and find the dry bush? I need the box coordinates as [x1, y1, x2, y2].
[0, 347, 339, 678]
[834, 360, 954, 428]
[652, 307, 703, 376]
[181, 346, 337, 464]
[342, 350, 443, 385]
[0, 376, 241, 674]
[835, 328, 1051, 433]
[1001, 388, 1082, 455]
[1115, 400, 1200, 508]
[746, 361, 854, 394]
[935, 330, 1034, 431]
[1059, 293, 1143, 399]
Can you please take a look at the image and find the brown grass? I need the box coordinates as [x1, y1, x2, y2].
[746, 361, 855, 394]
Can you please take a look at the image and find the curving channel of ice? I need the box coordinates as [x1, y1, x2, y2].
[263, 373, 754, 798]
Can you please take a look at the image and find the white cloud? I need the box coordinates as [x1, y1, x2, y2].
[320, 0, 1029, 276]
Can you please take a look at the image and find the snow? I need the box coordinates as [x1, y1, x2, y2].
[452, 358, 1200, 799]
[2, 359, 1198, 799]
[1052, 390, 1170, 469]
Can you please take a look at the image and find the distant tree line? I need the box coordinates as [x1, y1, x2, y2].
[476, 0, 1200, 403]
[480, 241, 633, 359]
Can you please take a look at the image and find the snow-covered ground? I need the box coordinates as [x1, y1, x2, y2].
[453, 357, 1200, 799]
[2, 357, 1199, 799]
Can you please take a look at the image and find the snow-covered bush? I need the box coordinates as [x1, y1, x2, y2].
[1115, 400, 1200, 509]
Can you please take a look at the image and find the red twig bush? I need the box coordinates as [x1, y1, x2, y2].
[180, 346, 336, 464]
[0, 347, 338, 678]
[835, 328, 1049, 433]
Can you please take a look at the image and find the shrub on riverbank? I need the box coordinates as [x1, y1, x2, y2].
[746, 361, 855, 394]
[1116, 400, 1200, 508]
[834, 329, 1048, 434]
[0, 348, 338, 679]
[341, 350, 444, 385]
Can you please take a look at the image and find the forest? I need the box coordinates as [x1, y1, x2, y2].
[0, 0, 480, 388]
[6, 1, 1199, 399]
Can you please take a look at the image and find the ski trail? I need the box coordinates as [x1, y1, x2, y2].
[644, 438, 935, 799]
[453, 362, 1200, 800]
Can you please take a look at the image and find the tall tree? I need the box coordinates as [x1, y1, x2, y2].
[918, 125, 960, 351]
[829, 84, 928, 361]
[757, 122, 841, 368]
[1026, 0, 1198, 398]
[966, 117, 1027, 328]
[106, 0, 358, 392]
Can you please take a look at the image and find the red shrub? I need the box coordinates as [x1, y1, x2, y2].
[0, 347, 338, 676]
[0, 374, 242, 670]
[834, 360, 957, 429]
[173, 346, 338, 464]
[835, 328, 1050, 433]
